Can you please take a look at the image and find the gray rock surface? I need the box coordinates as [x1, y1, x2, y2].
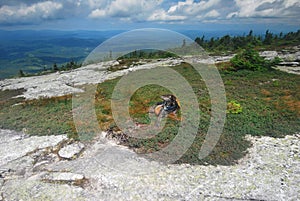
[58, 142, 85, 159]
[41, 172, 85, 184]
[2, 179, 86, 201]
[0, 129, 299, 200]
[0, 129, 67, 167]
[260, 50, 278, 60]
[0, 58, 183, 100]
[279, 61, 300, 66]
[274, 65, 300, 75]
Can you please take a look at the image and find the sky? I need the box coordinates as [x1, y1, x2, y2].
[0, 0, 299, 32]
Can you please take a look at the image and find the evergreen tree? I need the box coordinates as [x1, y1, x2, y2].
[264, 30, 273, 45]
[19, 69, 25, 77]
[53, 63, 59, 71]
[182, 39, 186, 47]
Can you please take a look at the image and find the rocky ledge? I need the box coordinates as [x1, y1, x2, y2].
[214, 46, 300, 75]
[260, 46, 300, 75]
[1, 46, 299, 100]
[0, 58, 182, 100]
[0, 129, 299, 200]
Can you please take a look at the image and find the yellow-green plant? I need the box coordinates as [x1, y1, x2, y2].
[227, 100, 243, 114]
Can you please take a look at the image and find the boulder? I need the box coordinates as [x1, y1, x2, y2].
[58, 142, 85, 159]
[279, 51, 300, 62]
[260, 51, 278, 60]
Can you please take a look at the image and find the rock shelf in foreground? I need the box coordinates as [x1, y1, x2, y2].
[0, 129, 299, 200]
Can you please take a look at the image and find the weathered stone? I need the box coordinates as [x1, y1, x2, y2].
[279, 61, 299, 66]
[279, 51, 300, 62]
[274, 66, 300, 75]
[32, 153, 59, 172]
[2, 179, 87, 201]
[1, 155, 34, 178]
[0, 129, 67, 166]
[213, 55, 235, 63]
[0, 129, 26, 143]
[41, 133, 299, 201]
[0, 130, 299, 200]
[112, 61, 120, 66]
[260, 50, 278, 60]
[42, 172, 85, 183]
[58, 142, 85, 159]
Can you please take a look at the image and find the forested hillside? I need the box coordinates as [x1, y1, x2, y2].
[195, 29, 300, 53]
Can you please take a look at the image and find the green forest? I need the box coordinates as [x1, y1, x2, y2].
[110, 29, 300, 61]
[195, 29, 300, 53]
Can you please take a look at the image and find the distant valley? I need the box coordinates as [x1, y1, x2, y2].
[0, 30, 124, 79]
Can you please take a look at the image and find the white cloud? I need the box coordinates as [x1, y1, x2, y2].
[89, 8, 106, 18]
[148, 0, 223, 23]
[148, 9, 187, 22]
[88, 0, 163, 20]
[226, 12, 238, 19]
[233, 0, 276, 18]
[284, 0, 300, 8]
[85, 0, 108, 9]
[204, 9, 220, 18]
[227, 0, 300, 19]
[167, 0, 221, 16]
[0, 0, 298, 27]
[0, 1, 63, 24]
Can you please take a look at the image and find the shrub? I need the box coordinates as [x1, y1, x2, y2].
[227, 100, 243, 114]
[230, 47, 276, 71]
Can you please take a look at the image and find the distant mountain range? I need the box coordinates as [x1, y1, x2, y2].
[0, 29, 289, 79]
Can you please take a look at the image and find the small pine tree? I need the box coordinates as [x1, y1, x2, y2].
[19, 69, 25, 77]
[182, 39, 186, 47]
[263, 30, 273, 45]
[53, 63, 59, 71]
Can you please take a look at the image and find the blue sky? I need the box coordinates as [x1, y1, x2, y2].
[0, 0, 299, 32]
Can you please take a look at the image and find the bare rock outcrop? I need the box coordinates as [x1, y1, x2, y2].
[0, 58, 183, 100]
[0, 129, 299, 200]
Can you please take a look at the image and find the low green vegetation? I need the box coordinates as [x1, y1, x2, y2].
[230, 47, 282, 71]
[227, 100, 243, 114]
[1, 56, 299, 165]
[0, 93, 75, 137]
[18, 61, 82, 78]
[119, 49, 178, 60]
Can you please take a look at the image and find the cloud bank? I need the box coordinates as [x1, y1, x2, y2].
[0, 1, 63, 24]
[0, 0, 299, 26]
